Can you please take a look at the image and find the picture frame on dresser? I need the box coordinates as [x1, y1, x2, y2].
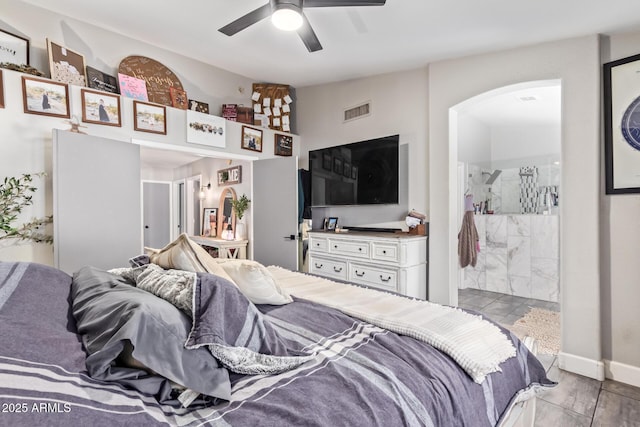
[0, 28, 29, 65]
[202, 207, 218, 238]
[326, 217, 338, 231]
[21, 76, 70, 118]
[603, 52, 640, 194]
[81, 89, 121, 127]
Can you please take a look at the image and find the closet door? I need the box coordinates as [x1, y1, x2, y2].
[53, 130, 141, 273]
[252, 156, 299, 270]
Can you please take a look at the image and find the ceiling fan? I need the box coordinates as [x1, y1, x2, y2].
[218, 0, 387, 53]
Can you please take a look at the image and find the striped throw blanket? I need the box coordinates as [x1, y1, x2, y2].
[268, 266, 516, 383]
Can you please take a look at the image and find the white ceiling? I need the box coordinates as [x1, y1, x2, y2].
[22, 0, 640, 88]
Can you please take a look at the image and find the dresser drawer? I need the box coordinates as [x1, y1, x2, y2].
[349, 263, 398, 292]
[371, 242, 399, 263]
[309, 236, 328, 252]
[329, 239, 369, 258]
[309, 256, 347, 280]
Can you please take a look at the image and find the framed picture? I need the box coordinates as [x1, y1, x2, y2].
[22, 76, 70, 118]
[81, 89, 121, 127]
[343, 162, 351, 178]
[202, 207, 218, 237]
[118, 73, 148, 101]
[352, 166, 358, 180]
[86, 66, 119, 93]
[170, 87, 188, 110]
[322, 152, 332, 171]
[274, 133, 293, 156]
[189, 99, 209, 114]
[333, 157, 343, 175]
[327, 217, 338, 231]
[604, 52, 640, 194]
[241, 126, 263, 152]
[46, 39, 86, 86]
[187, 110, 225, 148]
[0, 69, 4, 108]
[133, 100, 166, 134]
[0, 28, 29, 65]
[217, 165, 242, 186]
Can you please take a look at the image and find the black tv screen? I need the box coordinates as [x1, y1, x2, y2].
[309, 135, 399, 206]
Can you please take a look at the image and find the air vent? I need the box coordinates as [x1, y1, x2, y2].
[344, 101, 371, 122]
[519, 96, 538, 102]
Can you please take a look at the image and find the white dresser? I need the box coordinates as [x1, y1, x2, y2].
[307, 231, 428, 299]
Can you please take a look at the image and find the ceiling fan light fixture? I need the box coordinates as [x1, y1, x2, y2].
[272, 5, 303, 31]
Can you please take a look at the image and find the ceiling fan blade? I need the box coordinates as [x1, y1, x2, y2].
[303, 0, 386, 7]
[297, 12, 323, 52]
[218, 3, 272, 36]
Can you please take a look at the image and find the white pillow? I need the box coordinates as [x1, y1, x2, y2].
[218, 260, 292, 305]
[147, 234, 235, 284]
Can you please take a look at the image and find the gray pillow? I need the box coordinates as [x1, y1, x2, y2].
[71, 266, 231, 403]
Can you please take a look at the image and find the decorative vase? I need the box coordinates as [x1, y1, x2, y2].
[235, 221, 246, 240]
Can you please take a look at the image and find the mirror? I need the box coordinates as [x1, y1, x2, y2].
[217, 187, 237, 238]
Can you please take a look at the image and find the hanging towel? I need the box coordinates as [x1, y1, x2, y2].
[458, 195, 479, 268]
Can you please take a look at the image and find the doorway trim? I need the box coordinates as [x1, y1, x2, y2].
[448, 79, 562, 316]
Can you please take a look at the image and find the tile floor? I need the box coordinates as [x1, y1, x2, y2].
[458, 288, 640, 426]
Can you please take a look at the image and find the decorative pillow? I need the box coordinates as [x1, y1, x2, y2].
[217, 260, 293, 305]
[147, 233, 235, 283]
[71, 266, 231, 403]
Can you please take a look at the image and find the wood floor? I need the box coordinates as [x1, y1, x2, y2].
[459, 288, 640, 426]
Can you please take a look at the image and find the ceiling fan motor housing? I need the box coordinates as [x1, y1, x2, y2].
[271, 0, 303, 13]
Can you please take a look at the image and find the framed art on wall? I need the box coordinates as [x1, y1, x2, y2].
[187, 110, 225, 148]
[241, 126, 263, 152]
[0, 69, 4, 108]
[118, 73, 148, 101]
[81, 89, 121, 127]
[46, 39, 86, 86]
[170, 87, 188, 110]
[217, 165, 242, 186]
[274, 133, 293, 156]
[86, 66, 119, 94]
[0, 29, 29, 65]
[133, 100, 166, 134]
[604, 52, 640, 194]
[22, 76, 69, 118]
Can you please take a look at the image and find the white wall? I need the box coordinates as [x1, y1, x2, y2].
[0, 1, 299, 264]
[429, 35, 603, 380]
[491, 123, 561, 167]
[457, 114, 491, 166]
[296, 67, 429, 229]
[600, 31, 640, 385]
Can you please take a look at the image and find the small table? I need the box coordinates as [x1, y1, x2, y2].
[190, 236, 248, 259]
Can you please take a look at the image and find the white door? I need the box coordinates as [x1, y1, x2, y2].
[252, 157, 299, 270]
[142, 181, 171, 249]
[52, 130, 141, 273]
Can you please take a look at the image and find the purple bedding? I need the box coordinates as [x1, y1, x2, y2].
[0, 262, 554, 426]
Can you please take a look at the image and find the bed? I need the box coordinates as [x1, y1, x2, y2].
[0, 237, 554, 426]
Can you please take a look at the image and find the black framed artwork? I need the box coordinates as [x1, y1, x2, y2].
[604, 52, 640, 194]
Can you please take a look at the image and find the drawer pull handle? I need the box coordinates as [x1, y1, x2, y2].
[316, 243, 320, 247]
[380, 275, 391, 282]
[333, 266, 343, 273]
[315, 263, 323, 269]
[334, 245, 338, 249]
[358, 247, 362, 251]
[355, 270, 365, 277]
[382, 250, 387, 254]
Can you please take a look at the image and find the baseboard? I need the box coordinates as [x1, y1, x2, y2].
[557, 352, 605, 381]
[604, 360, 640, 388]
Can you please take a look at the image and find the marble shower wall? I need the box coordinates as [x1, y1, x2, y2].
[461, 214, 559, 302]
[466, 164, 560, 214]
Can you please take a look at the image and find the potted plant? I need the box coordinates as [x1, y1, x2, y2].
[231, 194, 250, 240]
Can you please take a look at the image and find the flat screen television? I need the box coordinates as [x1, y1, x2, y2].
[309, 135, 399, 206]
